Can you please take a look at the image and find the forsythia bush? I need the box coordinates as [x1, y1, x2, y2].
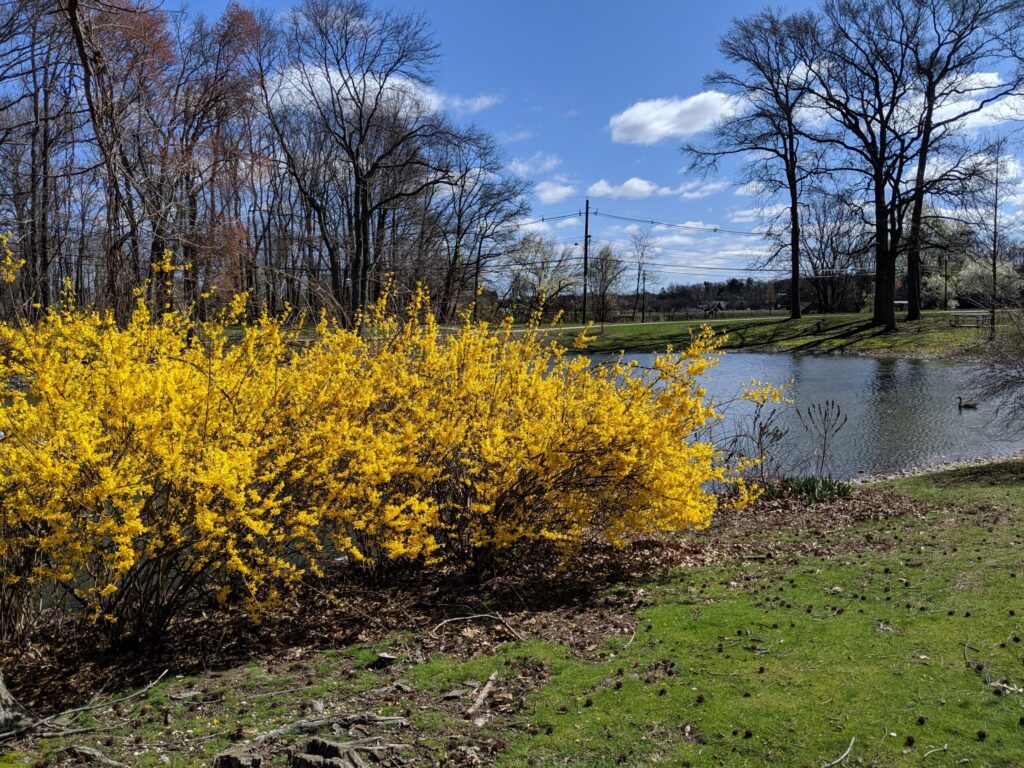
[0, 287, 759, 641]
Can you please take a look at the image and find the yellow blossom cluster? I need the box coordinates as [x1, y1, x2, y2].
[0, 232, 25, 284]
[0, 289, 760, 639]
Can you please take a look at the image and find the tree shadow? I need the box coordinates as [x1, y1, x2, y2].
[928, 459, 1024, 488]
[786, 321, 889, 354]
[724, 318, 880, 352]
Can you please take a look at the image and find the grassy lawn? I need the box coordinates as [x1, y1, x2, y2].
[572, 311, 992, 357]
[4, 461, 1023, 766]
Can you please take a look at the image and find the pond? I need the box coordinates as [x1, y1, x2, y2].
[600, 351, 1024, 480]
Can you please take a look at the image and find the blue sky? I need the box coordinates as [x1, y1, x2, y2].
[184, 0, 818, 286]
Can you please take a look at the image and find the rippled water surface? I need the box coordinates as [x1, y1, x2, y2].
[599, 351, 1024, 479]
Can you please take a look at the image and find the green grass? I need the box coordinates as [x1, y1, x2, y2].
[4, 460, 1022, 766]
[882, 459, 1024, 510]
[572, 311, 992, 357]
[451, 489, 1024, 766]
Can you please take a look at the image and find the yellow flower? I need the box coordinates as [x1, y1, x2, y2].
[0, 284, 756, 629]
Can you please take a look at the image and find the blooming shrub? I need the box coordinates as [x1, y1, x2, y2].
[0, 290, 758, 642]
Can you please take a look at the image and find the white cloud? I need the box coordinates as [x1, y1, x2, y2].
[913, 72, 1024, 131]
[959, 94, 1024, 130]
[728, 205, 787, 224]
[535, 177, 576, 204]
[509, 151, 562, 176]
[609, 91, 741, 145]
[735, 181, 766, 197]
[443, 93, 502, 114]
[515, 217, 551, 235]
[679, 180, 731, 199]
[588, 177, 663, 199]
[270, 66, 499, 118]
[587, 177, 730, 200]
[497, 129, 535, 143]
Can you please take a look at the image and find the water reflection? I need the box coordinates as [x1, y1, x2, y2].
[593, 351, 1021, 479]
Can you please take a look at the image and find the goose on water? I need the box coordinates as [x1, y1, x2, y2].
[957, 396, 978, 410]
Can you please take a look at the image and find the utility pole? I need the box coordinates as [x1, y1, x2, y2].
[641, 270, 647, 323]
[582, 198, 590, 323]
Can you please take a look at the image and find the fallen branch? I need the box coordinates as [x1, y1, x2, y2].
[923, 744, 949, 758]
[242, 713, 408, 748]
[466, 671, 498, 719]
[34, 718, 134, 739]
[431, 613, 522, 641]
[822, 736, 855, 767]
[0, 670, 167, 743]
[57, 745, 129, 767]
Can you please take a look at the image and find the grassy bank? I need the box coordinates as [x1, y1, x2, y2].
[3, 461, 1023, 767]
[572, 310, 993, 357]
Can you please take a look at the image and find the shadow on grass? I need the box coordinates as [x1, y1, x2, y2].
[725, 318, 881, 352]
[927, 459, 1024, 488]
[787, 322, 890, 353]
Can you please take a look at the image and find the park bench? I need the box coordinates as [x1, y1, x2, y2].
[948, 312, 988, 327]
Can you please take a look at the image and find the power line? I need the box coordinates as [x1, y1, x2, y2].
[591, 210, 763, 237]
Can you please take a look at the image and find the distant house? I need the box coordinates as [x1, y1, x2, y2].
[703, 301, 726, 318]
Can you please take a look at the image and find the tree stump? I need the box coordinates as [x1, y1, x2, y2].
[289, 737, 367, 768]
[0, 670, 30, 734]
[211, 746, 262, 768]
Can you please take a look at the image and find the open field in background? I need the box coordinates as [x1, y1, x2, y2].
[242, 310, 1005, 358]
[564, 310, 1003, 357]
[4, 460, 1023, 767]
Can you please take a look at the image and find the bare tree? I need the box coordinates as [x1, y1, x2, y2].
[969, 138, 1023, 338]
[504, 235, 579, 319]
[796, 0, 924, 331]
[259, 0, 467, 321]
[895, 0, 1024, 321]
[796, 185, 873, 312]
[627, 226, 653, 321]
[588, 243, 627, 324]
[432, 131, 528, 321]
[686, 9, 817, 321]
[0, 0, 532, 326]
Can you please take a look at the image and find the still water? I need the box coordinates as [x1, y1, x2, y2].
[601, 351, 1023, 479]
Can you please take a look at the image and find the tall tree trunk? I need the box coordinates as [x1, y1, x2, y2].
[871, 181, 896, 331]
[182, 178, 199, 318]
[786, 163, 802, 323]
[351, 178, 372, 322]
[905, 87, 935, 323]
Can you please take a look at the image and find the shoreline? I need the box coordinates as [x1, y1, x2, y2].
[582, 339, 983, 361]
[852, 449, 1024, 484]
[584, 336, 986, 361]
[722, 343, 979, 361]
